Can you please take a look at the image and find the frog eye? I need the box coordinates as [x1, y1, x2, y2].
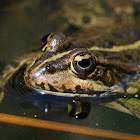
[71, 52, 96, 77]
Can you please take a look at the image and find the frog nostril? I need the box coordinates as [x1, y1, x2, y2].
[45, 64, 56, 74]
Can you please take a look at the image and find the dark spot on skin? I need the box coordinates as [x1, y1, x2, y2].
[40, 82, 45, 90]
[35, 82, 46, 90]
[62, 84, 73, 93]
[91, 66, 105, 80]
[75, 85, 83, 93]
[102, 69, 115, 87]
[75, 85, 81, 91]
[48, 83, 58, 92]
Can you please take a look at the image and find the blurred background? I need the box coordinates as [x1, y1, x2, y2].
[0, 0, 140, 61]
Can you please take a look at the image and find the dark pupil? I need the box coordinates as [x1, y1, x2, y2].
[78, 59, 90, 68]
[41, 33, 51, 44]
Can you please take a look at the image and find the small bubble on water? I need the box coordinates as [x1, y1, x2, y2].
[75, 116, 78, 119]
[96, 123, 99, 126]
[73, 100, 75, 103]
[45, 108, 48, 113]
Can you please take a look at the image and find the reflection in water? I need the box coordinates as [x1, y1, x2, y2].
[67, 100, 91, 119]
[0, 0, 40, 28]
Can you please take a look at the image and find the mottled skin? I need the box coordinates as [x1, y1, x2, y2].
[25, 28, 140, 97]
[1, 25, 140, 118]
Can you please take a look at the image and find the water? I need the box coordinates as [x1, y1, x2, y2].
[0, 0, 140, 139]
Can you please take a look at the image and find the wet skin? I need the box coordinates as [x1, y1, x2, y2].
[1, 25, 140, 118]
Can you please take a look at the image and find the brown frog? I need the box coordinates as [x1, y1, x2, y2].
[0, 24, 140, 118]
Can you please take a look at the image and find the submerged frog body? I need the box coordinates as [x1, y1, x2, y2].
[1, 25, 140, 118]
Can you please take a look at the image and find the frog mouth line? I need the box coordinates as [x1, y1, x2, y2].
[30, 87, 117, 98]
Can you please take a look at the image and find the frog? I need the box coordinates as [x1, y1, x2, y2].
[0, 23, 140, 119]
